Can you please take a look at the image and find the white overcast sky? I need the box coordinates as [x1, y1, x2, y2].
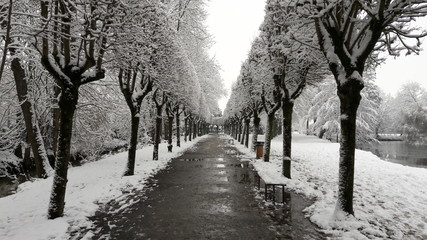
[205, 1, 427, 111]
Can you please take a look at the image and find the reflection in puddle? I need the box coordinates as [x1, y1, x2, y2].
[217, 203, 232, 213]
[227, 164, 243, 168]
[216, 164, 225, 168]
[217, 158, 225, 162]
[218, 170, 226, 175]
[209, 185, 230, 193]
[251, 171, 323, 238]
[178, 159, 202, 162]
[218, 177, 229, 182]
[208, 203, 232, 214]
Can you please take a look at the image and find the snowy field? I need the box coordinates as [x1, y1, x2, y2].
[234, 133, 427, 240]
[0, 137, 206, 240]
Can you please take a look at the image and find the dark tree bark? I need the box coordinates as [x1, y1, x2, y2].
[184, 111, 188, 142]
[233, 118, 238, 140]
[165, 102, 175, 152]
[264, 113, 275, 162]
[163, 117, 168, 141]
[23, 142, 31, 171]
[51, 86, 61, 159]
[188, 117, 193, 141]
[240, 118, 245, 145]
[153, 90, 166, 160]
[126, 114, 140, 173]
[11, 56, 51, 178]
[192, 120, 197, 140]
[153, 114, 162, 160]
[261, 79, 282, 162]
[237, 118, 242, 143]
[336, 80, 363, 215]
[244, 117, 250, 148]
[0, 0, 12, 83]
[118, 69, 152, 176]
[278, 62, 310, 178]
[282, 98, 293, 179]
[314, 12, 376, 215]
[167, 116, 173, 152]
[252, 107, 261, 152]
[197, 121, 202, 136]
[175, 106, 182, 147]
[40, 0, 110, 219]
[48, 84, 78, 219]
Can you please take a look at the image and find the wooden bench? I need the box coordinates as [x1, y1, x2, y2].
[254, 171, 287, 204]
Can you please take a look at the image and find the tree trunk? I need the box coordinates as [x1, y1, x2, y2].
[306, 119, 309, 135]
[48, 85, 78, 219]
[237, 120, 242, 143]
[24, 143, 31, 171]
[335, 80, 363, 216]
[167, 116, 173, 152]
[52, 85, 61, 158]
[240, 119, 245, 145]
[11, 57, 52, 178]
[176, 111, 181, 147]
[124, 113, 140, 176]
[163, 117, 168, 141]
[252, 110, 260, 152]
[184, 116, 188, 142]
[244, 118, 250, 148]
[188, 119, 192, 141]
[192, 122, 197, 139]
[263, 114, 274, 162]
[282, 99, 293, 178]
[272, 117, 280, 138]
[153, 109, 162, 161]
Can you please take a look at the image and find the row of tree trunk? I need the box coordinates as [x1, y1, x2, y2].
[224, 111, 283, 159]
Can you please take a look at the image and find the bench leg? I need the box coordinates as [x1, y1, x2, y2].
[272, 185, 276, 204]
[264, 185, 267, 201]
[282, 185, 285, 204]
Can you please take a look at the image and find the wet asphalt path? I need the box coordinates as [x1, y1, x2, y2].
[82, 134, 324, 239]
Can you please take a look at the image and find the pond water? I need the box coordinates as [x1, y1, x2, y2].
[360, 141, 427, 168]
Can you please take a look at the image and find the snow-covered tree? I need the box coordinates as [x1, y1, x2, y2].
[306, 0, 427, 215]
[161, 0, 224, 146]
[396, 82, 427, 143]
[308, 75, 381, 145]
[261, 0, 327, 177]
[36, 0, 120, 219]
[0, 0, 54, 178]
[244, 40, 267, 150]
[111, 1, 175, 175]
[0, 0, 12, 83]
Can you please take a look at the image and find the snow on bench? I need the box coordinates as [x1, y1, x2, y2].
[252, 160, 288, 185]
[252, 159, 290, 203]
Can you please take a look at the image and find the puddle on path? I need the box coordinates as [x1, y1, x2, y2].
[178, 158, 202, 162]
[72, 136, 325, 239]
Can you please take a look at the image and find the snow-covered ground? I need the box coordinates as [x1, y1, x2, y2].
[0, 137, 206, 240]
[234, 133, 427, 240]
[0, 151, 21, 178]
